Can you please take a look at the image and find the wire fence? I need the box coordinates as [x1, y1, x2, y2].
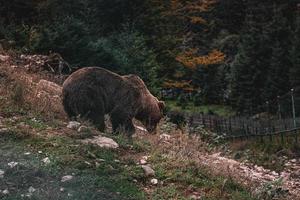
[183, 87, 300, 141]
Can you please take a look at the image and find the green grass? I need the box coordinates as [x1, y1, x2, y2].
[149, 153, 256, 200]
[166, 100, 236, 117]
[226, 136, 300, 172]
[0, 131, 146, 200]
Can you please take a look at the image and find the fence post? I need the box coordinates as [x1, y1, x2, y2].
[291, 88, 297, 128]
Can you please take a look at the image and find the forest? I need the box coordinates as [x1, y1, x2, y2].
[1, 0, 300, 116]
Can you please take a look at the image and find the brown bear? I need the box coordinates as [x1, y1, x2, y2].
[62, 67, 164, 135]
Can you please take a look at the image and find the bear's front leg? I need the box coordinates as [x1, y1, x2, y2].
[110, 111, 135, 136]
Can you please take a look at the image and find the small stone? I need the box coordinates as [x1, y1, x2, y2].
[68, 193, 73, 197]
[24, 152, 31, 155]
[140, 159, 147, 165]
[38, 151, 43, 154]
[141, 165, 155, 177]
[0, 169, 4, 178]
[61, 175, 73, 182]
[81, 136, 119, 149]
[77, 125, 90, 133]
[28, 186, 36, 193]
[2, 189, 9, 195]
[42, 157, 50, 164]
[60, 187, 65, 192]
[0, 128, 9, 133]
[159, 134, 171, 140]
[114, 159, 120, 163]
[8, 162, 18, 168]
[150, 178, 158, 185]
[67, 121, 81, 130]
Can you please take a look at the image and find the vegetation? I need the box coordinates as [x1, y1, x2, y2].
[1, 1, 299, 115]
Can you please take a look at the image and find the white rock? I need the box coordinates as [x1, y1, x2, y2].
[28, 186, 36, 193]
[140, 159, 147, 165]
[159, 133, 171, 140]
[0, 128, 9, 133]
[67, 121, 81, 130]
[2, 189, 9, 195]
[38, 151, 43, 154]
[150, 178, 158, 185]
[0, 169, 4, 178]
[8, 162, 18, 168]
[81, 136, 119, 149]
[42, 157, 50, 164]
[60, 187, 65, 192]
[24, 152, 31, 155]
[141, 165, 155, 177]
[61, 175, 73, 182]
[77, 126, 90, 133]
[0, 55, 10, 62]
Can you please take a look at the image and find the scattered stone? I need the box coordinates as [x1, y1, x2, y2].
[159, 133, 171, 140]
[189, 195, 201, 200]
[60, 187, 65, 192]
[2, 189, 9, 195]
[24, 152, 31, 155]
[0, 169, 4, 178]
[61, 175, 73, 182]
[8, 162, 18, 168]
[67, 121, 81, 130]
[28, 186, 36, 193]
[0, 55, 10, 62]
[140, 159, 147, 165]
[77, 125, 90, 133]
[0, 128, 9, 133]
[84, 161, 92, 166]
[81, 136, 119, 149]
[38, 151, 43, 154]
[114, 159, 120, 163]
[150, 178, 158, 185]
[42, 157, 50, 165]
[141, 165, 155, 177]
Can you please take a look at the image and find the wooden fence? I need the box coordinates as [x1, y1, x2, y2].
[185, 113, 300, 141]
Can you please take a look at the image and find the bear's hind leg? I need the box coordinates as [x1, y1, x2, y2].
[87, 112, 105, 132]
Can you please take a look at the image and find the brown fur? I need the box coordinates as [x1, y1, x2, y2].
[62, 67, 164, 135]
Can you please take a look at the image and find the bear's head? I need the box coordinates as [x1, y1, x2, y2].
[136, 98, 165, 133]
[123, 74, 165, 133]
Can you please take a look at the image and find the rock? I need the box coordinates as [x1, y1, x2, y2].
[24, 152, 31, 155]
[0, 169, 4, 178]
[38, 151, 43, 154]
[77, 125, 90, 133]
[189, 195, 201, 200]
[8, 162, 18, 168]
[0, 55, 10, 62]
[0, 128, 9, 133]
[60, 187, 65, 192]
[2, 189, 9, 195]
[28, 186, 36, 193]
[42, 157, 50, 165]
[81, 136, 119, 149]
[140, 159, 147, 165]
[67, 121, 81, 130]
[141, 165, 155, 177]
[159, 134, 171, 140]
[150, 178, 158, 185]
[61, 175, 74, 182]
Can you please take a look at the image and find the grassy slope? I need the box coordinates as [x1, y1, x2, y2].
[0, 69, 255, 200]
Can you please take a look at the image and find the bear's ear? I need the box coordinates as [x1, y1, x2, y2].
[158, 101, 165, 111]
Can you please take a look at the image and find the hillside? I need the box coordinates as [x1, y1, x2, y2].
[0, 52, 300, 200]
